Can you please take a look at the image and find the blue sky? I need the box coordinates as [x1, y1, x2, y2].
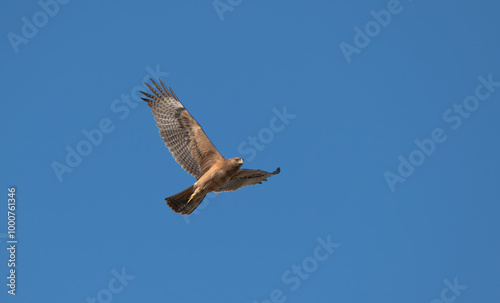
[1, 0, 500, 302]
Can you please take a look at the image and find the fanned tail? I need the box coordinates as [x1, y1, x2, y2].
[165, 186, 206, 215]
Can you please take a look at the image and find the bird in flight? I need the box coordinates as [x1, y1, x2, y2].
[140, 79, 280, 215]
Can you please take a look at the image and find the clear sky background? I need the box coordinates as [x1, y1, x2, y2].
[1, 0, 500, 302]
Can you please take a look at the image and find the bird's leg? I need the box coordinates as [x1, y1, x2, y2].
[187, 193, 196, 203]
[187, 188, 200, 203]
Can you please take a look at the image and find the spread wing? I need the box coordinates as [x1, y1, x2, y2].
[141, 79, 224, 179]
[214, 168, 280, 192]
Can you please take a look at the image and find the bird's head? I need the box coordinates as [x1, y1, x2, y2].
[233, 157, 244, 166]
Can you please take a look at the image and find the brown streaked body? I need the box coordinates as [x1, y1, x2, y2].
[140, 79, 280, 215]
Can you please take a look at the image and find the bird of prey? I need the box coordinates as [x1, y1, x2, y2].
[140, 79, 280, 215]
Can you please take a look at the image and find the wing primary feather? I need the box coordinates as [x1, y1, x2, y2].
[140, 98, 153, 107]
[140, 91, 156, 100]
[150, 78, 168, 97]
[169, 87, 179, 100]
[144, 82, 163, 100]
[159, 79, 172, 98]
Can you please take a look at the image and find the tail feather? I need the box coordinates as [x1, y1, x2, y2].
[165, 186, 206, 215]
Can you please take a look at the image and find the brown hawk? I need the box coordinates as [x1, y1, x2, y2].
[140, 79, 280, 215]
